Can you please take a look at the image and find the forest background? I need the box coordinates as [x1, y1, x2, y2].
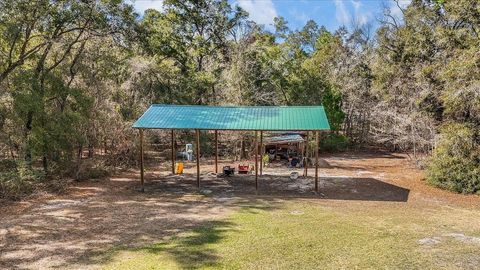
[0, 0, 478, 198]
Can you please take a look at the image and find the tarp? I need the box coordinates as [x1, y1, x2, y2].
[265, 134, 304, 144]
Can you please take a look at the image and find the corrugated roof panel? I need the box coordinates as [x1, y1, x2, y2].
[132, 105, 330, 131]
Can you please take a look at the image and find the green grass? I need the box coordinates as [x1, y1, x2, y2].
[102, 200, 480, 270]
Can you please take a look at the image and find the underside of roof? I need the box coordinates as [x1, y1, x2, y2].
[132, 105, 330, 131]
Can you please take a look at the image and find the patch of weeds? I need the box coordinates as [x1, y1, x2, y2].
[0, 161, 45, 200]
[101, 201, 480, 270]
[102, 220, 234, 270]
[72, 160, 111, 181]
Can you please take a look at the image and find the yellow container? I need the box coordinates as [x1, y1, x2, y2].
[175, 162, 184, 174]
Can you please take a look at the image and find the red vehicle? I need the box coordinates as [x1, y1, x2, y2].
[238, 164, 249, 174]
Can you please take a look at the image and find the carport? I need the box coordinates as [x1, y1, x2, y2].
[132, 105, 330, 193]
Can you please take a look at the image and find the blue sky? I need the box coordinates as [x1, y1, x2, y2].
[133, 0, 411, 32]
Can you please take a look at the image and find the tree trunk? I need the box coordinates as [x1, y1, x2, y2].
[42, 155, 48, 173]
[241, 137, 246, 159]
[78, 144, 83, 159]
[24, 111, 33, 165]
[88, 143, 94, 158]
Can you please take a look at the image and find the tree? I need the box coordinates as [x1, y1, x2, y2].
[1, 0, 136, 171]
[140, 0, 247, 104]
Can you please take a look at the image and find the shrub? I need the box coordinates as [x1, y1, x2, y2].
[426, 123, 480, 194]
[319, 133, 349, 152]
[74, 165, 110, 181]
[0, 161, 45, 200]
[0, 159, 17, 171]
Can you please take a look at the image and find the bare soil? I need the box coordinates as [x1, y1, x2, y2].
[1, 151, 479, 269]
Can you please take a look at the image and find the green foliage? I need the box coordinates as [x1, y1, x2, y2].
[322, 88, 345, 131]
[286, 29, 345, 131]
[1, 0, 479, 197]
[427, 124, 480, 194]
[320, 133, 349, 152]
[0, 0, 137, 174]
[140, 0, 247, 105]
[370, 0, 480, 172]
[0, 161, 45, 199]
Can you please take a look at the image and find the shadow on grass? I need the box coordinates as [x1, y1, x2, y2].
[91, 203, 275, 269]
[140, 220, 233, 269]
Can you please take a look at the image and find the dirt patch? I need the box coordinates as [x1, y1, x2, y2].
[0, 173, 243, 269]
[1, 152, 479, 269]
[443, 233, 480, 245]
[418, 233, 480, 247]
[418, 237, 442, 246]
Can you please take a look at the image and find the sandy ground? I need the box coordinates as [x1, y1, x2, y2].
[1, 151, 479, 269]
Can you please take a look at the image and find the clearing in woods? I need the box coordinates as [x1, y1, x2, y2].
[1, 152, 480, 269]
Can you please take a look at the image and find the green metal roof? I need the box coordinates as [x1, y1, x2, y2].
[132, 105, 330, 131]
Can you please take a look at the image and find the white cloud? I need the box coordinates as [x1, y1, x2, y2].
[236, 0, 278, 29]
[334, 0, 349, 26]
[335, 0, 373, 27]
[132, 0, 164, 15]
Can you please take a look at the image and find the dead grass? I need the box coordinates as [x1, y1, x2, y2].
[1, 151, 479, 269]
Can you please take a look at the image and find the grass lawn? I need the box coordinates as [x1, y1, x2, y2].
[102, 199, 480, 270]
[3, 153, 479, 269]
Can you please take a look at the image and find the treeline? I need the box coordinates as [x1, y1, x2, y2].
[0, 0, 478, 198]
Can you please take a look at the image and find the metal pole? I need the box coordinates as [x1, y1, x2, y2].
[215, 130, 218, 174]
[315, 131, 319, 193]
[259, 131, 263, 176]
[196, 129, 200, 188]
[171, 129, 175, 174]
[255, 130, 258, 191]
[139, 129, 145, 192]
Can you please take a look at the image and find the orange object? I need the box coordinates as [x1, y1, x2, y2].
[175, 162, 184, 174]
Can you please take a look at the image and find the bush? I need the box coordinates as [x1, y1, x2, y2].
[74, 164, 110, 181]
[0, 161, 45, 200]
[426, 124, 480, 194]
[319, 133, 349, 152]
[0, 159, 17, 171]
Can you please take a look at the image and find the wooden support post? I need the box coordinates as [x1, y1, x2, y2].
[315, 131, 319, 193]
[255, 130, 258, 191]
[215, 130, 218, 174]
[304, 131, 308, 177]
[139, 129, 145, 192]
[259, 131, 263, 176]
[196, 129, 200, 188]
[171, 129, 175, 174]
[275, 144, 278, 161]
